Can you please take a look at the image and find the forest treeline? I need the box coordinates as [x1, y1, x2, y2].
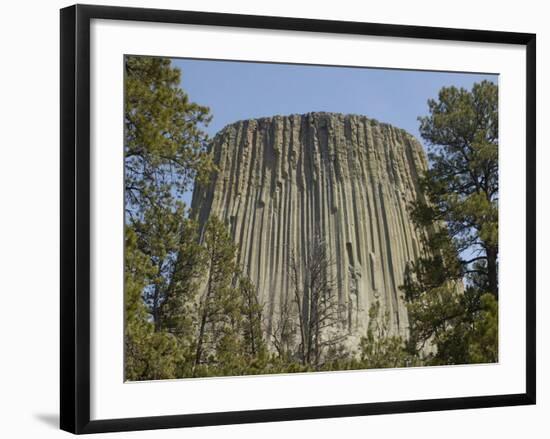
[124, 56, 498, 381]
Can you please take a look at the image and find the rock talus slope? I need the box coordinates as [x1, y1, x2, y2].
[192, 112, 429, 343]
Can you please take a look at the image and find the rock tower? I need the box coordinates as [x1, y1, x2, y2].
[191, 112, 429, 344]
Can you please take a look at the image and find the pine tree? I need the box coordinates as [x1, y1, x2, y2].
[193, 216, 240, 375]
[124, 55, 213, 219]
[358, 301, 410, 369]
[124, 227, 184, 380]
[238, 274, 268, 371]
[416, 80, 498, 297]
[402, 81, 499, 365]
[123, 56, 214, 379]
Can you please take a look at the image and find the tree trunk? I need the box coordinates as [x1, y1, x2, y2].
[152, 285, 161, 332]
[486, 246, 498, 299]
[193, 277, 214, 375]
[193, 311, 208, 375]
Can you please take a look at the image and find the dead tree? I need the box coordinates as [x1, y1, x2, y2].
[288, 235, 344, 368]
[270, 284, 299, 363]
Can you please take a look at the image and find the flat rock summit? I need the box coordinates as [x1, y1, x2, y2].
[191, 112, 429, 346]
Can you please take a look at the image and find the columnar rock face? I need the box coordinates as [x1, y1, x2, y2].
[191, 112, 429, 344]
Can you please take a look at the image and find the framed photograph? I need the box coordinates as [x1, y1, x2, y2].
[60, 4, 536, 434]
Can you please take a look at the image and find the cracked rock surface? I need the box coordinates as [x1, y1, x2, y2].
[192, 112, 430, 342]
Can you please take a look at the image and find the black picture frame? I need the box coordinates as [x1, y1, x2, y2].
[60, 4, 536, 434]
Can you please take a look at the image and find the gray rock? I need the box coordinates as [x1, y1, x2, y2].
[191, 112, 429, 345]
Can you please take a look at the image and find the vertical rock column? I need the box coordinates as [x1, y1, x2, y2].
[191, 112, 429, 342]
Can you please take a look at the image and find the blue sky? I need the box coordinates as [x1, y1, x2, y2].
[173, 58, 497, 143]
[172, 57, 497, 207]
